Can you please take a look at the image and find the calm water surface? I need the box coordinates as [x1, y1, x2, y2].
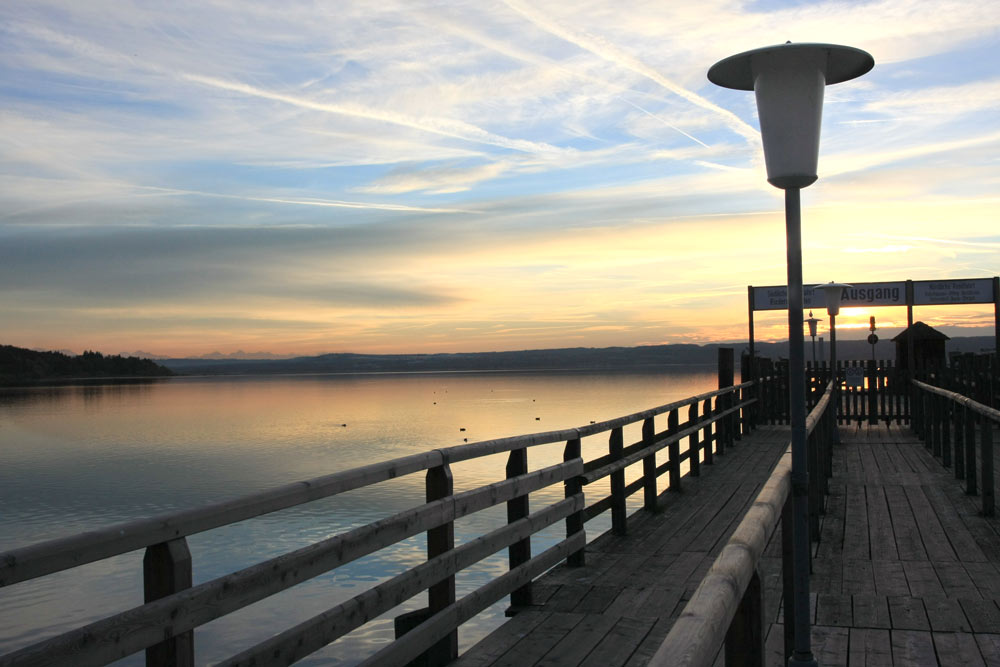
[0, 369, 716, 665]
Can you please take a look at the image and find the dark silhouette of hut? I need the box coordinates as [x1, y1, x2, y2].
[892, 321, 949, 369]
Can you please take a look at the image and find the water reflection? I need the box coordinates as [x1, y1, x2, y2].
[0, 369, 715, 664]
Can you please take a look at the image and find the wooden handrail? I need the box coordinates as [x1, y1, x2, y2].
[650, 381, 834, 666]
[580, 399, 754, 484]
[912, 378, 1000, 423]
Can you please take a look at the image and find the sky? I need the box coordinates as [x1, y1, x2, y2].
[1, 1, 998, 358]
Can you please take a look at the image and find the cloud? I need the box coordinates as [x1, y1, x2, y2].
[353, 161, 514, 195]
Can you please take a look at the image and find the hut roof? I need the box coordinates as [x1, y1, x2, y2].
[892, 321, 950, 343]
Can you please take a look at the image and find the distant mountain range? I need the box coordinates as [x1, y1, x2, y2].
[157, 336, 995, 376]
[5, 335, 993, 384]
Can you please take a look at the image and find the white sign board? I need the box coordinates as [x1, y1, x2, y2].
[912, 279, 994, 305]
[844, 366, 865, 388]
[752, 281, 906, 312]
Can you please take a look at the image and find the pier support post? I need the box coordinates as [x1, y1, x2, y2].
[965, 407, 977, 495]
[667, 410, 681, 492]
[642, 417, 658, 510]
[719, 348, 735, 449]
[983, 420, 995, 517]
[726, 569, 765, 667]
[610, 427, 627, 535]
[564, 437, 586, 565]
[506, 450, 533, 609]
[703, 398, 715, 465]
[143, 538, 194, 667]
[688, 403, 701, 477]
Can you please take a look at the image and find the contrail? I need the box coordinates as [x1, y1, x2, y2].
[617, 96, 710, 148]
[503, 0, 760, 143]
[182, 73, 570, 157]
[139, 185, 479, 214]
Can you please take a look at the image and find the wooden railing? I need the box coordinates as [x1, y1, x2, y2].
[0, 370, 775, 667]
[911, 378, 997, 517]
[650, 381, 837, 667]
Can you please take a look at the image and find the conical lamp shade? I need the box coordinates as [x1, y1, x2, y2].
[708, 43, 874, 190]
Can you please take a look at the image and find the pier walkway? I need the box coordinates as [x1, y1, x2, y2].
[458, 423, 1000, 666]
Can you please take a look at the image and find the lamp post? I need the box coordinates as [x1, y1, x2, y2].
[805, 311, 820, 365]
[709, 43, 873, 667]
[817, 281, 849, 372]
[818, 281, 850, 446]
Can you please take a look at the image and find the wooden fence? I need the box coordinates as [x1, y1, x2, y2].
[650, 381, 837, 667]
[0, 362, 777, 667]
[750, 356, 911, 426]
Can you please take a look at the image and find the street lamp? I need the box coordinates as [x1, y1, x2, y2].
[805, 310, 820, 364]
[818, 281, 850, 448]
[709, 43, 873, 667]
[817, 281, 850, 377]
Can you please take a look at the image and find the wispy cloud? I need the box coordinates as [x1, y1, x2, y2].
[501, 0, 761, 143]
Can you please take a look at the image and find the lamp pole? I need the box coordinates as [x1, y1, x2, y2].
[709, 43, 873, 667]
[806, 311, 820, 365]
[819, 282, 850, 447]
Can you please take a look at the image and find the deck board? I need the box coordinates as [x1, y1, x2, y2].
[459, 421, 1000, 666]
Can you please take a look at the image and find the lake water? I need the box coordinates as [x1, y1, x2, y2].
[0, 368, 716, 665]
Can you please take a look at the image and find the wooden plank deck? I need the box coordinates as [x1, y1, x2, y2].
[455, 424, 793, 667]
[782, 422, 1000, 666]
[458, 422, 1000, 666]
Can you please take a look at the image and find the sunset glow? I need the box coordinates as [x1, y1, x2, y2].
[1, 2, 997, 357]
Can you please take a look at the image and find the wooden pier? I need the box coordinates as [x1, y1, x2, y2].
[3, 358, 999, 667]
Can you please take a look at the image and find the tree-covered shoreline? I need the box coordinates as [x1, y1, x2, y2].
[0, 345, 175, 386]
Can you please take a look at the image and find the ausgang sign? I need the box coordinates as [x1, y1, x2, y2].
[752, 281, 907, 312]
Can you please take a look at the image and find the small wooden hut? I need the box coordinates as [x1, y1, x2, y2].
[892, 321, 949, 369]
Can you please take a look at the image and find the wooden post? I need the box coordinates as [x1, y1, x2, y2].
[931, 393, 942, 457]
[735, 385, 745, 441]
[667, 409, 681, 492]
[143, 539, 194, 667]
[506, 450, 532, 609]
[610, 427, 626, 536]
[703, 398, 715, 465]
[642, 417, 658, 511]
[426, 463, 458, 662]
[781, 495, 795, 663]
[808, 427, 820, 541]
[564, 437, 585, 566]
[982, 420, 995, 517]
[867, 358, 878, 426]
[725, 569, 765, 667]
[719, 348, 734, 448]
[954, 404, 966, 481]
[942, 399, 952, 469]
[688, 402, 701, 477]
[965, 407, 977, 495]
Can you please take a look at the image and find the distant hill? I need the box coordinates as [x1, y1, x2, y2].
[160, 344, 722, 375]
[159, 335, 996, 376]
[0, 345, 175, 386]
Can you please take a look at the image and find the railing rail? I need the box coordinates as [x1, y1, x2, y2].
[911, 378, 997, 516]
[650, 381, 836, 667]
[1, 358, 779, 667]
